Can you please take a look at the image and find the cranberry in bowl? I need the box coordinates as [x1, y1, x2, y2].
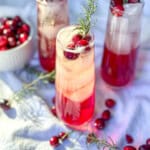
[0, 6, 33, 72]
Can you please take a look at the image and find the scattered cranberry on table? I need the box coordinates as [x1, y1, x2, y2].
[101, 109, 111, 121]
[94, 118, 105, 130]
[49, 136, 59, 147]
[123, 145, 136, 150]
[105, 98, 116, 108]
[126, 134, 134, 144]
[0, 16, 30, 51]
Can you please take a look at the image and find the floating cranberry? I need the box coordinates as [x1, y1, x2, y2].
[49, 136, 59, 147]
[58, 132, 68, 140]
[8, 36, 16, 48]
[72, 34, 82, 44]
[19, 32, 28, 43]
[105, 98, 116, 108]
[126, 134, 134, 144]
[83, 35, 92, 41]
[101, 109, 111, 121]
[138, 144, 150, 150]
[123, 145, 136, 150]
[0, 36, 8, 47]
[21, 23, 30, 34]
[94, 118, 105, 130]
[77, 39, 89, 46]
[51, 106, 57, 117]
[64, 43, 79, 60]
[146, 138, 150, 145]
[111, 5, 124, 17]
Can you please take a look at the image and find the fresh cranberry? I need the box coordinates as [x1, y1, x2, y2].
[3, 28, 13, 37]
[146, 138, 150, 145]
[83, 35, 92, 41]
[13, 16, 23, 27]
[85, 46, 91, 52]
[4, 19, 16, 28]
[0, 36, 8, 47]
[0, 99, 11, 110]
[138, 144, 150, 150]
[49, 136, 59, 147]
[64, 43, 79, 60]
[128, 0, 139, 3]
[0, 46, 7, 51]
[101, 109, 111, 121]
[21, 23, 30, 34]
[111, 5, 124, 17]
[94, 118, 105, 130]
[72, 34, 82, 44]
[126, 134, 134, 144]
[77, 39, 89, 46]
[51, 106, 57, 117]
[8, 36, 16, 48]
[58, 132, 68, 140]
[19, 32, 28, 43]
[123, 145, 136, 150]
[105, 98, 116, 108]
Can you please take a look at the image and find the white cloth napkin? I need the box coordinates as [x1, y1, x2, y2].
[0, 0, 150, 150]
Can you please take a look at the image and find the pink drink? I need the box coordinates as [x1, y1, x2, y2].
[37, 0, 69, 71]
[56, 26, 95, 128]
[101, 2, 143, 86]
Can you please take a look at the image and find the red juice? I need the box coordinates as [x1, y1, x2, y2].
[101, 45, 137, 86]
[56, 91, 95, 127]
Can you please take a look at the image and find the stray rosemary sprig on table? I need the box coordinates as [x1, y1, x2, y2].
[87, 133, 119, 150]
[76, 0, 97, 36]
[12, 70, 55, 102]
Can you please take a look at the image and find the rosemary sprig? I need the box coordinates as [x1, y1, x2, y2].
[76, 0, 97, 36]
[11, 70, 55, 102]
[86, 133, 119, 150]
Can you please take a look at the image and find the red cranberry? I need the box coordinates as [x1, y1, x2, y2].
[13, 16, 23, 27]
[111, 5, 124, 17]
[83, 35, 92, 41]
[0, 46, 7, 51]
[64, 43, 79, 60]
[8, 36, 16, 48]
[58, 132, 68, 140]
[21, 23, 30, 34]
[101, 109, 111, 121]
[3, 28, 13, 37]
[105, 98, 116, 108]
[146, 138, 150, 145]
[51, 106, 57, 117]
[19, 32, 28, 43]
[85, 46, 91, 52]
[0, 99, 11, 110]
[4, 19, 16, 28]
[77, 39, 89, 46]
[49, 136, 59, 147]
[72, 34, 82, 44]
[94, 118, 105, 130]
[0, 36, 8, 47]
[138, 144, 150, 150]
[126, 134, 134, 144]
[128, 0, 139, 3]
[123, 145, 136, 150]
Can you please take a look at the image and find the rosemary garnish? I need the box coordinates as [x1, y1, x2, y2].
[11, 70, 55, 102]
[76, 0, 97, 36]
[87, 133, 119, 150]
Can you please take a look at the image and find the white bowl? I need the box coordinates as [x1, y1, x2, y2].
[0, 6, 34, 72]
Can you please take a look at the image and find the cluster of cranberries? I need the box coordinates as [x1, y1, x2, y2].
[111, 0, 140, 17]
[94, 98, 116, 130]
[49, 132, 68, 147]
[123, 138, 150, 150]
[0, 16, 30, 51]
[64, 34, 92, 60]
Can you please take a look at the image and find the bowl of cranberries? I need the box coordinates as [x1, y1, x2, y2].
[0, 8, 33, 71]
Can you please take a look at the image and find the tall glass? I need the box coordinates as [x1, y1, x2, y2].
[101, 2, 143, 86]
[55, 26, 95, 129]
[37, 0, 69, 72]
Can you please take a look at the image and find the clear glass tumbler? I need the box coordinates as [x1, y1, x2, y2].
[101, 1, 143, 86]
[55, 25, 95, 129]
[37, 0, 69, 72]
